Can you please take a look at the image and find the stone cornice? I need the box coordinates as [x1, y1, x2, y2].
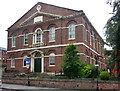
[7, 12, 84, 31]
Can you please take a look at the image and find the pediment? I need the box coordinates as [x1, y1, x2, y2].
[8, 2, 79, 30]
[19, 11, 62, 27]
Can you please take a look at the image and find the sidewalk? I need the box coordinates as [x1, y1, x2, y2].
[1, 84, 117, 91]
[2, 83, 59, 90]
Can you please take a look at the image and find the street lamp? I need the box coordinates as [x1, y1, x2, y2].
[25, 56, 30, 86]
[27, 65, 30, 86]
[95, 55, 103, 91]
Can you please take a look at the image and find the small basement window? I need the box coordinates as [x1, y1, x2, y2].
[34, 16, 43, 23]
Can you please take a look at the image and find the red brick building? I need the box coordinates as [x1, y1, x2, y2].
[7, 2, 106, 73]
[0, 47, 7, 65]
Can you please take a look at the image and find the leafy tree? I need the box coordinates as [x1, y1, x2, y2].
[105, 50, 116, 70]
[62, 44, 82, 78]
[62, 44, 102, 78]
[105, 0, 120, 77]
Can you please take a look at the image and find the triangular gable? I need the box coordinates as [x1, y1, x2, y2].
[19, 11, 62, 26]
[8, 2, 79, 30]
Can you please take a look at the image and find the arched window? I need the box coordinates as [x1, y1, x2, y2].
[35, 52, 41, 57]
[49, 53, 55, 66]
[11, 57, 15, 67]
[24, 32, 28, 45]
[69, 24, 75, 39]
[95, 55, 97, 65]
[90, 53, 93, 64]
[12, 35, 16, 47]
[85, 23, 88, 42]
[36, 29, 41, 43]
[94, 34, 96, 49]
[33, 28, 43, 44]
[90, 29, 92, 45]
[85, 50, 89, 63]
[49, 27, 55, 42]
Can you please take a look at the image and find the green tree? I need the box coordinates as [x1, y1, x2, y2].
[62, 44, 82, 78]
[105, 0, 120, 77]
[105, 50, 115, 70]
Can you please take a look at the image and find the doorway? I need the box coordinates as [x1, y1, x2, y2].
[34, 58, 41, 72]
[30, 50, 44, 73]
[34, 52, 42, 72]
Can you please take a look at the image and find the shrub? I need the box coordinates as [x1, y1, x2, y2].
[82, 65, 92, 78]
[88, 65, 97, 78]
[82, 64, 97, 78]
[100, 71, 110, 80]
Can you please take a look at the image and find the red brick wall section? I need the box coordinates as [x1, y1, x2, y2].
[2, 78, 119, 90]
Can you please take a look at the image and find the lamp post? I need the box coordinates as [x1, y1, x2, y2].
[26, 58, 30, 86]
[95, 55, 103, 91]
[27, 65, 30, 86]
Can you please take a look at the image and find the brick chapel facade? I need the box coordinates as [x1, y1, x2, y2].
[6, 2, 106, 73]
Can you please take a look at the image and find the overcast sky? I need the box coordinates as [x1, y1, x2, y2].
[0, 0, 112, 49]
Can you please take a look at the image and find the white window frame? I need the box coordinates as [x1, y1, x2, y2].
[94, 36, 96, 49]
[36, 29, 41, 43]
[97, 40, 99, 52]
[85, 50, 89, 63]
[69, 24, 75, 40]
[12, 36, 16, 47]
[11, 57, 15, 68]
[49, 27, 55, 42]
[33, 28, 43, 44]
[49, 53, 55, 66]
[85, 30, 88, 42]
[23, 56, 27, 67]
[90, 33, 92, 45]
[90, 57, 92, 64]
[90, 53, 93, 64]
[85, 23, 88, 42]
[91, 35, 93, 46]
[24, 32, 28, 45]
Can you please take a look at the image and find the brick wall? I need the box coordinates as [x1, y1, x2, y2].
[2, 77, 119, 90]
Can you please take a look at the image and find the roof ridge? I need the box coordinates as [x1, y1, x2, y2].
[37, 2, 82, 12]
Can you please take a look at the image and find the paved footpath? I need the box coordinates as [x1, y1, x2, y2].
[1, 84, 118, 91]
[1, 84, 83, 91]
[1, 84, 61, 91]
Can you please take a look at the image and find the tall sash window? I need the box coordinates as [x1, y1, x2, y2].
[69, 24, 75, 39]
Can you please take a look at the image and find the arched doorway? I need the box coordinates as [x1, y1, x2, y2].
[30, 50, 44, 73]
[34, 52, 41, 72]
